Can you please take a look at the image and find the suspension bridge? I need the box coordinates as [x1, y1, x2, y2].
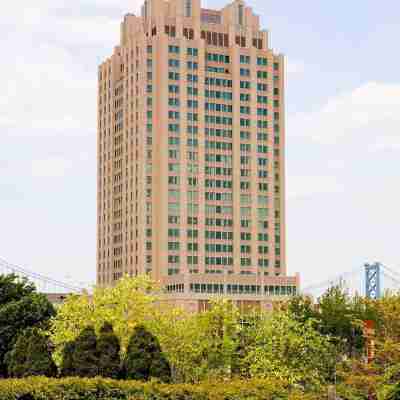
[0, 257, 399, 299]
[302, 262, 400, 299]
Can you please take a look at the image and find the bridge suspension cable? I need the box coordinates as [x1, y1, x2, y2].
[380, 265, 400, 294]
[0, 257, 84, 293]
[301, 266, 361, 296]
[381, 264, 400, 283]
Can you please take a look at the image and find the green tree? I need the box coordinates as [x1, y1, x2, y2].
[245, 311, 335, 390]
[152, 299, 242, 383]
[60, 341, 76, 377]
[125, 324, 171, 382]
[332, 293, 400, 398]
[287, 294, 316, 324]
[97, 322, 121, 379]
[5, 327, 57, 378]
[72, 326, 99, 377]
[375, 293, 400, 342]
[0, 274, 35, 303]
[0, 274, 55, 377]
[336, 358, 381, 399]
[195, 299, 240, 378]
[288, 285, 376, 358]
[317, 287, 368, 357]
[149, 306, 204, 383]
[51, 275, 158, 365]
[231, 312, 261, 378]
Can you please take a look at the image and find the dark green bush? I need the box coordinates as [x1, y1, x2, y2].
[60, 326, 100, 378]
[5, 327, 56, 378]
[73, 326, 99, 378]
[0, 274, 55, 377]
[60, 341, 76, 377]
[125, 325, 171, 382]
[61, 323, 122, 378]
[0, 377, 323, 400]
[97, 322, 121, 379]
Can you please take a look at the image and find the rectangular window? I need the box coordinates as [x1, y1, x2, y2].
[168, 45, 180, 54]
[168, 59, 180, 68]
[240, 55, 250, 64]
[257, 57, 268, 66]
[187, 87, 198, 96]
[257, 71, 268, 79]
[168, 85, 180, 93]
[257, 108, 268, 117]
[187, 61, 198, 70]
[187, 47, 198, 57]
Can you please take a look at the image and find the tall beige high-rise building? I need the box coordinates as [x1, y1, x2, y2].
[97, 0, 300, 311]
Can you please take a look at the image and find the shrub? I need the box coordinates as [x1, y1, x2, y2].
[97, 322, 121, 379]
[124, 325, 171, 382]
[0, 377, 323, 400]
[5, 327, 56, 378]
[59, 326, 100, 378]
[0, 274, 55, 377]
[72, 326, 99, 377]
[60, 341, 76, 377]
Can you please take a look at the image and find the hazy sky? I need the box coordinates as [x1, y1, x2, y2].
[1, 0, 399, 289]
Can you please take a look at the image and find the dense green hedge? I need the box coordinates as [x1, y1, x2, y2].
[0, 377, 323, 400]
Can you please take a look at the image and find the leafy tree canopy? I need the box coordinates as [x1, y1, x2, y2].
[5, 327, 57, 378]
[288, 285, 377, 357]
[245, 311, 336, 389]
[0, 274, 35, 305]
[0, 274, 55, 377]
[51, 274, 158, 364]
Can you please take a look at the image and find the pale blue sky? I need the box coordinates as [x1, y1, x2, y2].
[1, 0, 399, 289]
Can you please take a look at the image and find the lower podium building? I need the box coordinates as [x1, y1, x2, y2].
[163, 274, 300, 312]
[96, 0, 300, 311]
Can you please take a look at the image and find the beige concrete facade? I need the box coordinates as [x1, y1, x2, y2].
[97, 0, 300, 311]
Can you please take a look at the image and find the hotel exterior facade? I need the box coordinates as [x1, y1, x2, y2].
[97, 0, 300, 311]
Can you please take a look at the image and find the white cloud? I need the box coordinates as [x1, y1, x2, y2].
[0, 40, 97, 138]
[0, 1, 147, 142]
[289, 82, 400, 148]
[286, 81, 400, 285]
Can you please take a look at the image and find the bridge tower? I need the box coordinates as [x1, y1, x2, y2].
[365, 262, 381, 299]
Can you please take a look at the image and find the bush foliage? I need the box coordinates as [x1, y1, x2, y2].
[97, 322, 121, 379]
[125, 325, 171, 382]
[0, 274, 55, 377]
[70, 326, 99, 378]
[5, 327, 56, 378]
[0, 377, 322, 400]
